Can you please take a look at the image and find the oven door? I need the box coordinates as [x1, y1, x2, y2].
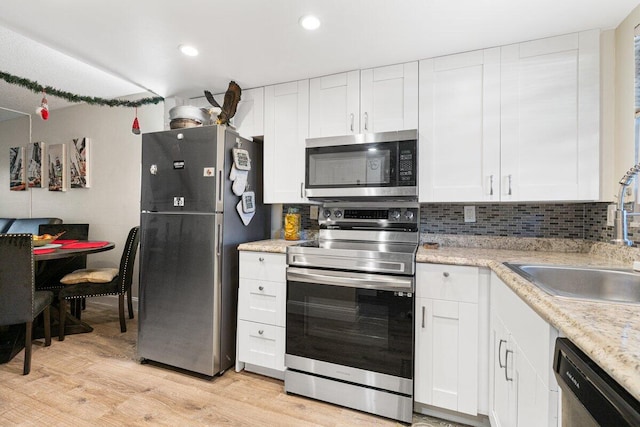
[286, 267, 414, 389]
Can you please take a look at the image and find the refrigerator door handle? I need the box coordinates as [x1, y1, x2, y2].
[216, 222, 222, 256]
[217, 169, 223, 204]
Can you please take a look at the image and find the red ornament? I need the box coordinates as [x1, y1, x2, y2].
[132, 108, 141, 135]
[36, 93, 49, 120]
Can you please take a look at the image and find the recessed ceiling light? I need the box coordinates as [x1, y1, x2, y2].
[179, 44, 199, 57]
[299, 15, 321, 31]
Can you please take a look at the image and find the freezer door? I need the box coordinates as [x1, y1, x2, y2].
[141, 126, 224, 213]
[138, 211, 222, 376]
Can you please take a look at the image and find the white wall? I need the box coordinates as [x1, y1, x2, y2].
[0, 97, 164, 277]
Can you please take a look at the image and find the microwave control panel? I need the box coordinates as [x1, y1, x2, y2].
[397, 140, 416, 186]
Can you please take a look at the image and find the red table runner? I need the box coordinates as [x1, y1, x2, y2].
[53, 239, 79, 244]
[61, 241, 109, 249]
[33, 248, 56, 255]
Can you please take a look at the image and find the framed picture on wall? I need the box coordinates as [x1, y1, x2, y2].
[9, 146, 26, 191]
[70, 137, 90, 188]
[26, 141, 45, 188]
[48, 143, 67, 192]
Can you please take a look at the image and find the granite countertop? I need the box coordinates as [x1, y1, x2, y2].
[237, 239, 302, 253]
[239, 237, 640, 402]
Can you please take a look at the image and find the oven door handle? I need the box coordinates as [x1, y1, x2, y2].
[287, 267, 414, 293]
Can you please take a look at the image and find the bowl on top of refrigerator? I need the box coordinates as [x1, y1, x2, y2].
[169, 106, 212, 129]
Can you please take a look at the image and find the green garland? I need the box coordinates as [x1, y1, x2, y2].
[0, 70, 164, 107]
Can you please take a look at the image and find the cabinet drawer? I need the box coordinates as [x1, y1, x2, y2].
[239, 251, 286, 282]
[238, 278, 286, 326]
[237, 320, 285, 372]
[417, 264, 479, 303]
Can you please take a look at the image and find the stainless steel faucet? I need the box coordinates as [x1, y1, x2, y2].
[611, 163, 640, 246]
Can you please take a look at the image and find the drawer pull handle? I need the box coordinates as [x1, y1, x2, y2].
[421, 306, 425, 328]
[498, 339, 506, 368]
[443, 272, 450, 278]
[258, 330, 264, 335]
[258, 286, 264, 291]
[258, 257, 264, 262]
[505, 349, 513, 381]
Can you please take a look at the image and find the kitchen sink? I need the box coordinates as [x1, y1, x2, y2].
[504, 263, 640, 304]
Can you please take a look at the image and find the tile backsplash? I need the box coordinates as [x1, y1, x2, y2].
[283, 202, 640, 245]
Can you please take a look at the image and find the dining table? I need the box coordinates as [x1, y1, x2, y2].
[0, 240, 116, 364]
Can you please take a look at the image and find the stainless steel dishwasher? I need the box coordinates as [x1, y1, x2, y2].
[553, 338, 640, 426]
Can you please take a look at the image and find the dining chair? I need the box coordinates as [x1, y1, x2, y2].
[58, 226, 140, 341]
[0, 234, 53, 375]
[37, 223, 90, 315]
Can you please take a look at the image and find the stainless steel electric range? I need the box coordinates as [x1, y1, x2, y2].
[285, 201, 419, 423]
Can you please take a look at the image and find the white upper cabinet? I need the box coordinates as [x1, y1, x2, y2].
[501, 30, 600, 201]
[360, 62, 419, 133]
[419, 49, 501, 202]
[309, 71, 360, 137]
[309, 63, 419, 138]
[229, 87, 264, 140]
[419, 30, 600, 203]
[263, 80, 309, 204]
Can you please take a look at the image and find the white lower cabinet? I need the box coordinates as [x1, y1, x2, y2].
[415, 264, 489, 417]
[236, 251, 287, 379]
[490, 272, 559, 427]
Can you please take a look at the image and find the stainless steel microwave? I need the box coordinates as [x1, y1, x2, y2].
[305, 129, 418, 199]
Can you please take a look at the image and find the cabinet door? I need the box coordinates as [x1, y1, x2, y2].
[490, 312, 517, 427]
[360, 62, 418, 133]
[264, 80, 309, 203]
[514, 339, 557, 427]
[419, 49, 501, 202]
[309, 71, 360, 137]
[415, 297, 478, 416]
[500, 30, 599, 201]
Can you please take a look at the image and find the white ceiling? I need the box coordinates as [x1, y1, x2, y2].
[0, 0, 638, 122]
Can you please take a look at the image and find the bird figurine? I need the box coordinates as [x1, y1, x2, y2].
[204, 81, 242, 126]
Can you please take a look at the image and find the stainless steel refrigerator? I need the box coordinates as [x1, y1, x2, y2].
[138, 125, 269, 376]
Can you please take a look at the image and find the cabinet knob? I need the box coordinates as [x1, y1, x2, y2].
[258, 285, 264, 291]
[258, 257, 264, 262]
[258, 330, 264, 335]
[443, 272, 450, 278]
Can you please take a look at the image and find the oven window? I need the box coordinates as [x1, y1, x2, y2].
[306, 145, 392, 187]
[286, 281, 413, 379]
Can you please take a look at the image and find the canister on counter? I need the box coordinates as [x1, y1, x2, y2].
[284, 207, 301, 240]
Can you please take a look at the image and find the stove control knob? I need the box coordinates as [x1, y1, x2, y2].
[404, 210, 415, 220]
[390, 210, 401, 220]
[333, 210, 343, 218]
[323, 209, 332, 219]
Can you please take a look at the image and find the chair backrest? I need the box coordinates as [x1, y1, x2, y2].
[117, 226, 140, 294]
[7, 218, 63, 234]
[38, 223, 89, 240]
[37, 224, 91, 289]
[0, 234, 35, 325]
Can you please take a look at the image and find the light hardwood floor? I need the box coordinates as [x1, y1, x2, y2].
[0, 302, 468, 427]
